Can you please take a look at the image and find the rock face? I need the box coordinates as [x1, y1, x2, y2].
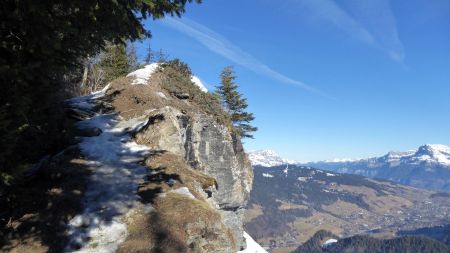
[135, 106, 253, 250]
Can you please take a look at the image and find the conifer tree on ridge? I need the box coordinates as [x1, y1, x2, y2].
[216, 66, 257, 139]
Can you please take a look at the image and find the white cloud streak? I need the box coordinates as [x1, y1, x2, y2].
[299, 0, 377, 46]
[296, 0, 405, 63]
[163, 17, 332, 98]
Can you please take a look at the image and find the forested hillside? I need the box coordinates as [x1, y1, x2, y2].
[245, 165, 450, 252]
[292, 230, 450, 253]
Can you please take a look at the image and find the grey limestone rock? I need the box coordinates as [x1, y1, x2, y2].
[135, 106, 253, 251]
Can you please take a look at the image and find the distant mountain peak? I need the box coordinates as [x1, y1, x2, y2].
[301, 144, 450, 192]
[248, 150, 297, 167]
[379, 144, 450, 165]
[414, 144, 450, 165]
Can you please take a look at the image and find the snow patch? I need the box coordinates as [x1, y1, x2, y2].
[126, 64, 208, 92]
[297, 177, 309, 182]
[65, 90, 152, 253]
[169, 187, 196, 199]
[322, 238, 338, 247]
[66, 84, 111, 108]
[126, 63, 159, 85]
[237, 232, 268, 253]
[262, 173, 274, 178]
[283, 165, 289, 177]
[156, 92, 167, 99]
[191, 76, 208, 92]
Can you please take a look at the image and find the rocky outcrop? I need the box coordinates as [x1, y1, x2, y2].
[134, 106, 253, 250]
[104, 68, 253, 252]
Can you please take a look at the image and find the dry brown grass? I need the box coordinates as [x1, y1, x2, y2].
[336, 185, 414, 214]
[103, 67, 231, 129]
[139, 152, 217, 203]
[117, 209, 155, 253]
[118, 192, 235, 253]
[105, 76, 169, 119]
[244, 204, 264, 223]
[277, 200, 309, 211]
[118, 151, 238, 253]
[271, 247, 298, 253]
[153, 192, 235, 252]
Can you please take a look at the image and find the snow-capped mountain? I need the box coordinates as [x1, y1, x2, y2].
[411, 144, 450, 165]
[307, 144, 450, 168]
[303, 144, 450, 192]
[248, 150, 297, 167]
[249, 145, 450, 192]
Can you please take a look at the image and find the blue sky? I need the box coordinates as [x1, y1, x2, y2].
[136, 0, 450, 161]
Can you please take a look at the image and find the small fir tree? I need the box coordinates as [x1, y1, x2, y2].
[216, 66, 257, 139]
[154, 49, 169, 63]
[144, 42, 154, 64]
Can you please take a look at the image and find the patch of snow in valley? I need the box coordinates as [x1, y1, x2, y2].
[283, 165, 289, 177]
[262, 173, 274, 178]
[65, 88, 152, 253]
[297, 177, 309, 182]
[238, 232, 268, 253]
[322, 238, 338, 247]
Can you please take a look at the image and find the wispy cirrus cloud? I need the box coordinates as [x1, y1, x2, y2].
[163, 17, 332, 99]
[294, 0, 405, 63]
[297, 0, 377, 46]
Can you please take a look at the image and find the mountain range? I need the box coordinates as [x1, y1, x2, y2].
[248, 144, 450, 192]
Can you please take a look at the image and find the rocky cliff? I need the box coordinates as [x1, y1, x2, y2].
[93, 63, 254, 252]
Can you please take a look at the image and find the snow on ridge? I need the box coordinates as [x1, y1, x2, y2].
[126, 63, 159, 85]
[324, 157, 362, 163]
[126, 63, 208, 92]
[413, 144, 450, 165]
[305, 144, 450, 167]
[190, 75, 208, 92]
[237, 232, 268, 253]
[424, 144, 450, 152]
[248, 149, 298, 167]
